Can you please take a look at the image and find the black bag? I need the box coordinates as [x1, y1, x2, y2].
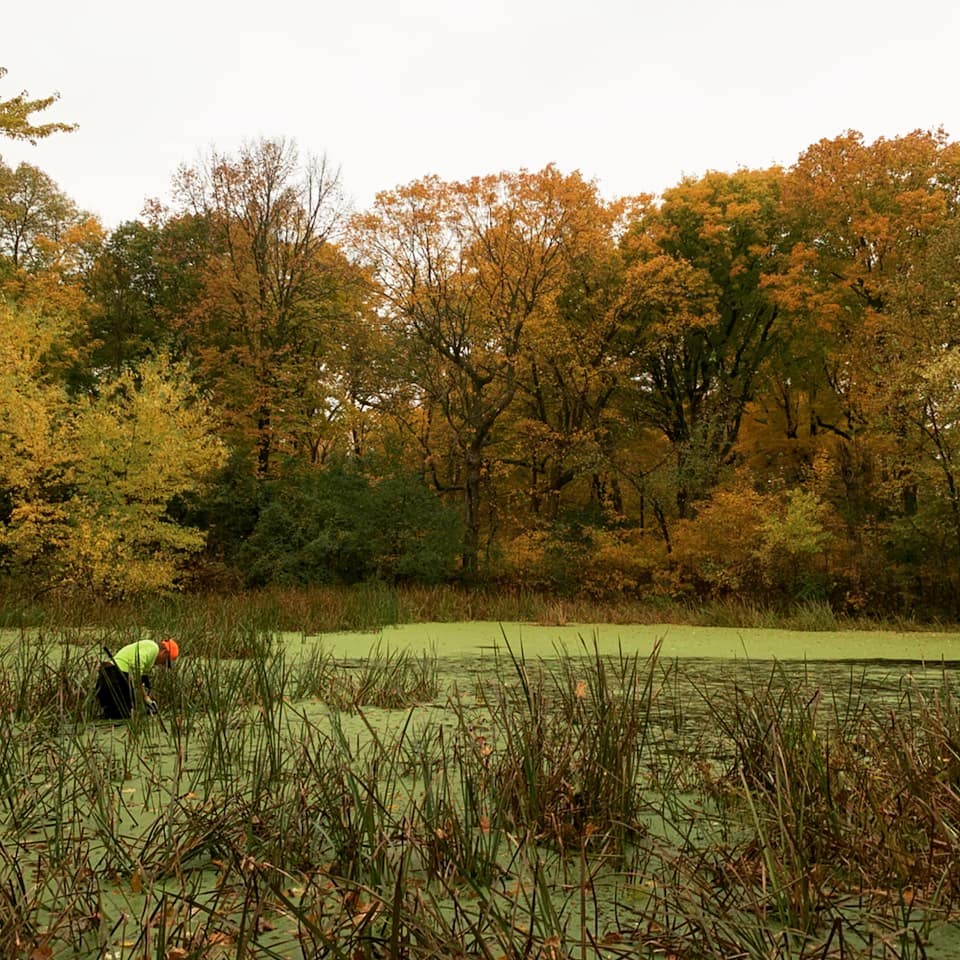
[95, 662, 134, 719]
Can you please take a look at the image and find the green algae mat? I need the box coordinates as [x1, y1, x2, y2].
[300, 620, 960, 663]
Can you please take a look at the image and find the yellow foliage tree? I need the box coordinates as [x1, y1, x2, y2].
[0, 303, 73, 567]
[669, 483, 834, 602]
[0, 302, 226, 595]
[0, 67, 76, 143]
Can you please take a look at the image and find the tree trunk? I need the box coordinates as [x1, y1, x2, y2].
[461, 447, 483, 579]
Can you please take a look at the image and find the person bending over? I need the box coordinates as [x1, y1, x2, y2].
[95, 638, 179, 720]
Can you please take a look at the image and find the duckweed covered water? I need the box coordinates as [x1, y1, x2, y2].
[3, 621, 960, 958]
[298, 619, 960, 662]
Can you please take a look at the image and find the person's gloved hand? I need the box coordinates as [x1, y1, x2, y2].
[144, 698, 158, 716]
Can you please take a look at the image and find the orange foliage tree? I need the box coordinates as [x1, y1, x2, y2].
[352, 166, 629, 576]
[171, 138, 363, 476]
[615, 168, 786, 543]
[768, 130, 960, 608]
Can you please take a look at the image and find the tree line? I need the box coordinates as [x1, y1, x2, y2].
[3, 74, 960, 616]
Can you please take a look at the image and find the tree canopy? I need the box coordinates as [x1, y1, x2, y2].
[5, 118, 960, 617]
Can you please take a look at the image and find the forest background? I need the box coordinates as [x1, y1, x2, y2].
[4, 70, 960, 622]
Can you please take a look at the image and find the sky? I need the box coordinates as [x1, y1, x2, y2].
[4, 0, 960, 229]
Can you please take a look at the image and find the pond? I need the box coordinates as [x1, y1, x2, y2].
[3, 621, 960, 959]
[295, 619, 960, 663]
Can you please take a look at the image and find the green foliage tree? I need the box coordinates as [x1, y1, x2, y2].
[82, 215, 210, 375]
[235, 458, 464, 586]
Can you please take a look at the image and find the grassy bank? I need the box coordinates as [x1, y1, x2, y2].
[0, 581, 952, 637]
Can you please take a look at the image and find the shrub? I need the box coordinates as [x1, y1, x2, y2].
[669, 484, 768, 598]
[235, 460, 464, 587]
[499, 519, 660, 599]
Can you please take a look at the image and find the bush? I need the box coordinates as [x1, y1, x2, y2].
[669, 484, 768, 598]
[500, 517, 660, 599]
[234, 460, 464, 587]
[669, 484, 837, 606]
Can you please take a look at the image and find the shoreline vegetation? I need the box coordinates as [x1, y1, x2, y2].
[5, 71, 960, 959]
[2, 582, 959, 638]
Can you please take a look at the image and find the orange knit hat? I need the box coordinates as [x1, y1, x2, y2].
[160, 638, 180, 661]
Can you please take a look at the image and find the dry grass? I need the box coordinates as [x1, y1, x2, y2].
[3, 580, 953, 637]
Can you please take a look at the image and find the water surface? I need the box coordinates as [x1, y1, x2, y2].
[297, 619, 960, 662]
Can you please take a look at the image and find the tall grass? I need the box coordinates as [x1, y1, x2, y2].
[4, 579, 952, 639]
[0, 625, 959, 957]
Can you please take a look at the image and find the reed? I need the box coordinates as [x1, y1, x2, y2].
[9, 580, 954, 637]
[1, 620, 959, 957]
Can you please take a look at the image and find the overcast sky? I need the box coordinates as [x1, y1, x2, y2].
[4, 0, 960, 228]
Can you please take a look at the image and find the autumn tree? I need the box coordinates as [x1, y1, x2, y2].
[353, 166, 622, 576]
[0, 67, 75, 143]
[0, 158, 101, 330]
[858, 214, 960, 609]
[0, 159, 82, 274]
[60, 357, 228, 594]
[669, 483, 833, 602]
[772, 130, 960, 456]
[617, 168, 785, 536]
[763, 130, 960, 610]
[170, 137, 354, 477]
[505, 194, 644, 524]
[0, 301, 226, 596]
